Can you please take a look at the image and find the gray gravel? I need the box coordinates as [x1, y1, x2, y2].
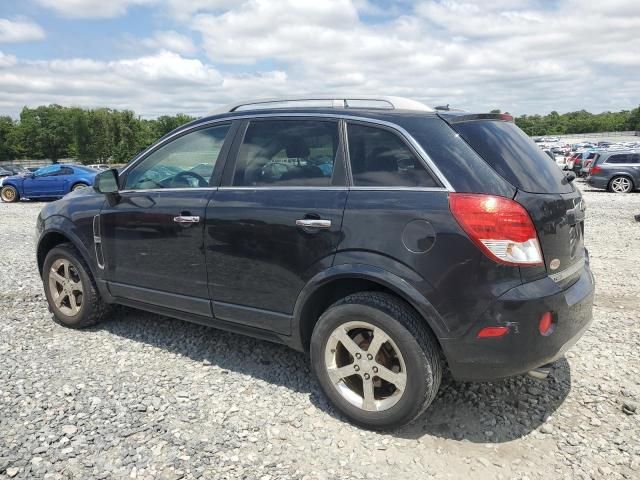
[1, 182, 639, 479]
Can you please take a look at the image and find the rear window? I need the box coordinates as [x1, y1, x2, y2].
[452, 120, 573, 194]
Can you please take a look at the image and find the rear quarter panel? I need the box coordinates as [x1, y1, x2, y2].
[337, 190, 523, 339]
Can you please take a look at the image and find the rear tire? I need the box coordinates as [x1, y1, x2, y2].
[42, 243, 110, 328]
[310, 292, 442, 430]
[608, 175, 633, 193]
[71, 183, 88, 191]
[1, 185, 19, 202]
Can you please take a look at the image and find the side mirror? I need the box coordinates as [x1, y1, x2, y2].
[94, 168, 119, 194]
[563, 171, 576, 184]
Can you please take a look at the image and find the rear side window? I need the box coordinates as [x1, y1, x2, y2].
[347, 123, 438, 187]
[233, 120, 339, 187]
[606, 154, 630, 164]
[452, 120, 573, 194]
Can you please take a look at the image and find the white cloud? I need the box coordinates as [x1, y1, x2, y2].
[0, 50, 264, 117]
[0, 51, 18, 67]
[34, 0, 155, 18]
[141, 31, 196, 55]
[0, 0, 638, 116]
[0, 18, 45, 43]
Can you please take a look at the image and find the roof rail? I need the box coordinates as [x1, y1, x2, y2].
[209, 96, 434, 115]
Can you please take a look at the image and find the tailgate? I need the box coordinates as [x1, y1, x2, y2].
[515, 189, 586, 284]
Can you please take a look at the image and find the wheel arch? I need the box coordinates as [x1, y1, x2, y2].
[1, 180, 21, 195]
[608, 173, 635, 188]
[291, 264, 448, 352]
[70, 180, 91, 190]
[37, 223, 96, 281]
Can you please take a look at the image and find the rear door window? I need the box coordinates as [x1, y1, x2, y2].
[606, 154, 630, 164]
[346, 123, 438, 187]
[232, 120, 339, 187]
[450, 120, 573, 193]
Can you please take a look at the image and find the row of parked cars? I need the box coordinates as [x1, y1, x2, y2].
[540, 142, 640, 193]
[0, 161, 219, 202]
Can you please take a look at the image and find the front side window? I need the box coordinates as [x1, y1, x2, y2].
[347, 123, 438, 187]
[232, 120, 339, 187]
[35, 165, 62, 177]
[125, 124, 230, 190]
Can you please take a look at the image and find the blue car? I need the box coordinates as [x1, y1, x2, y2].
[0, 164, 97, 203]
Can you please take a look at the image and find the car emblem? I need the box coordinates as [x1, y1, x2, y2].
[550, 259, 561, 270]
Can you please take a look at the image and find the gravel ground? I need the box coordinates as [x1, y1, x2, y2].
[1, 182, 639, 480]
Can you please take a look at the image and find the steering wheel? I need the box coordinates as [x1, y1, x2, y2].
[170, 170, 209, 188]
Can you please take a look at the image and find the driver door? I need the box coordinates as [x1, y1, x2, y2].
[99, 122, 234, 317]
[23, 164, 67, 197]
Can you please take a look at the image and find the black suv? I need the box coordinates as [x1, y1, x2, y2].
[36, 96, 594, 429]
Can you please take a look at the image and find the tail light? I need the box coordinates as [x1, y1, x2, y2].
[449, 193, 543, 266]
[591, 166, 602, 175]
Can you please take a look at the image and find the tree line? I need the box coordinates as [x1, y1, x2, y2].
[0, 105, 194, 163]
[1, 104, 639, 164]
[511, 107, 640, 137]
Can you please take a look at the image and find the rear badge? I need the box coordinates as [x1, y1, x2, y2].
[550, 259, 561, 270]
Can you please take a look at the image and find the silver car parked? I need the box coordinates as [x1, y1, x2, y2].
[586, 150, 640, 193]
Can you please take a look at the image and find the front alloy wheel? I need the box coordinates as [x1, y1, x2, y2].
[1, 185, 19, 202]
[42, 243, 110, 328]
[48, 258, 84, 316]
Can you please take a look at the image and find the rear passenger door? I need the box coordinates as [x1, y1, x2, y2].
[337, 121, 451, 303]
[205, 118, 348, 334]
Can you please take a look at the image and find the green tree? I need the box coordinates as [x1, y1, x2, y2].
[0, 116, 16, 161]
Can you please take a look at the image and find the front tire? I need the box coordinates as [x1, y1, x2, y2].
[42, 243, 110, 328]
[310, 292, 442, 429]
[1, 185, 19, 202]
[609, 175, 633, 193]
[71, 183, 88, 191]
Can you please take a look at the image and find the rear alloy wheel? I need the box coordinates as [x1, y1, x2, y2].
[609, 176, 633, 193]
[311, 292, 442, 429]
[324, 320, 408, 412]
[72, 183, 87, 191]
[0, 185, 19, 203]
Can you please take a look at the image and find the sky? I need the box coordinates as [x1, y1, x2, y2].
[0, 0, 638, 119]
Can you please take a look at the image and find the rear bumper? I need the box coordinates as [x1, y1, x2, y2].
[441, 263, 595, 381]
[586, 176, 608, 189]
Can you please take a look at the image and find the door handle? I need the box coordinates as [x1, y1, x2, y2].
[295, 219, 331, 229]
[173, 215, 200, 224]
